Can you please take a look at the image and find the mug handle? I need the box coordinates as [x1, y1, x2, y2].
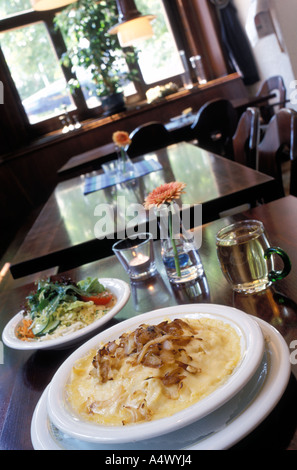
[264, 247, 292, 282]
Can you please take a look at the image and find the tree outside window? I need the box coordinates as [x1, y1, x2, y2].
[0, 22, 75, 124]
[0, 0, 186, 130]
[0, 0, 32, 18]
[135, 0, 183, 84]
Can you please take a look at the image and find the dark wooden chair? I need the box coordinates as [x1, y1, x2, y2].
[258, 108, 297, 196]
[232, 107, 260, 169]
[256, 75, 287, 124]
[127, 121, 174, 158]
[290, 155, 297, 197]
[190, 98, 238, 158]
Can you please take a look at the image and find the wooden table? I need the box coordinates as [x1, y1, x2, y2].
[57, 142, 117, 180]
[1, 196, 297, 450]
[57, 94, 279, 180]
[10, 142, 280, 279]
[164, 113, 196, 141]
[57, 115, 196, 180]
[231, 92, 277, 113]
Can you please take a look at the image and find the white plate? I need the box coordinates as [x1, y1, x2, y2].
[2, 278, 130, 351]
[31, 317, 291, 450]
[46, 304, 264, 444]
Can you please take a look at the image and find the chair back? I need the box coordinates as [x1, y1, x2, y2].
[190, 99, 238, 158]
[127, 121, 174, 158]
[232, 107, 260, 169]
[290, 158, 297, 196]
[258, 108, 297, 195]
[256, 75, 287, 123]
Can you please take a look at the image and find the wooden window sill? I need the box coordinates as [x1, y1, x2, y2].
[2, 73, 246, 163]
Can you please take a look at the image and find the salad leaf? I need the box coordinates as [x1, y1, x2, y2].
[77, 277, 105, 294]
[25, 276, 106, 327]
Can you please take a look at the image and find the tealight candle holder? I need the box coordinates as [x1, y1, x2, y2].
[112, 233, 157, 281]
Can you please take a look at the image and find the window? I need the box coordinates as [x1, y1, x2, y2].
[135, 0, 184, 84]
[0, 0, 32, 18]
[0, 0, 192, 136]
[0, 22, 75, 124]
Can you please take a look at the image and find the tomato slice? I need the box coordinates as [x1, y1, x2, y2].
[80, 292, 113, 305]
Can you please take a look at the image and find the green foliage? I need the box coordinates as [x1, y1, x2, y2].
[55, 0, 138, 97]
[0, 0, 32, 17]
[0, 23, 63, 100]
[135, 0, 176, 72]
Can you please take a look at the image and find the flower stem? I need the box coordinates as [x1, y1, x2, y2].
[168, 206, 181, 277]
[121, 147, 126, 173]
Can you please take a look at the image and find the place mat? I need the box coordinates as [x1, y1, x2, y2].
[83, 159, 163, 195]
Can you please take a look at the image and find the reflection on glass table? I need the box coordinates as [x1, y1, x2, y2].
[171, 275, 210, 304]
[130, 273, 171, 312]
[10, 142, 278, 279]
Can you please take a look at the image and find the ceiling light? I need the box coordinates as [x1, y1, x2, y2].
[109, 0, 156, 47]
[32, 0, 155, 47]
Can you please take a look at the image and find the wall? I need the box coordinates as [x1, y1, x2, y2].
[272, 0, 297, 80]
[233, 0, 296, 109]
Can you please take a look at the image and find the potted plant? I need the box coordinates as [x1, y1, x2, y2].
[55, 0, 138, 115]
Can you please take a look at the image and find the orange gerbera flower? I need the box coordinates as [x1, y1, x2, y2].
[144, 182, 186, 209]
[112, 130, 131, 148]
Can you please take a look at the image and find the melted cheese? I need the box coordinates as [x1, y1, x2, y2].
[66, 318, 241, 426]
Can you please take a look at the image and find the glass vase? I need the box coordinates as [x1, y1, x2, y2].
[157, 203, 204, 284]
[161, 232, 204, 284]
[117, 147, 135, 178]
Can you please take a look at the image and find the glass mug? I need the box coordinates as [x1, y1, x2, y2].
[216, 220, 291, 294]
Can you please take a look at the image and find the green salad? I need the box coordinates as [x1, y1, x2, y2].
[17, 276, 114, 341]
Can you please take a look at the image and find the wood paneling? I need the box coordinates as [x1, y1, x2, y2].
[176, 0, 230, 79]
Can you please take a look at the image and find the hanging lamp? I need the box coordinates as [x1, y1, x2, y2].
[31, 0, 155, 47]
[109, 0, 156, 47]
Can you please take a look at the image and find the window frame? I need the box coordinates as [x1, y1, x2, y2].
[0, 2, 192, 137]
[0, 8, 96, 135]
